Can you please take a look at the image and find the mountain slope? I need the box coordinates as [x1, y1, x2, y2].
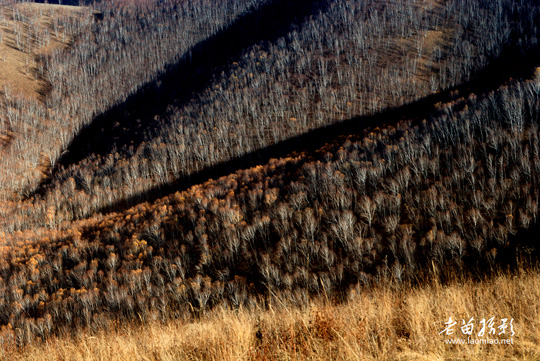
[1, 73, 539, 343]
[13, 0, 540, 234]
[1, 0, 540, 350]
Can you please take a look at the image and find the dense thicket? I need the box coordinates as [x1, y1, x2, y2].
[11, 0, 540, 234]
[1, 0, 540, 348]
[0, 0, 262, 227]
[1, 74, 539, 345]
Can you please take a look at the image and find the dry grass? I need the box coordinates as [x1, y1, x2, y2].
[0, 2, 82, 99]
[0, 2, 92, 203]
[6, 269, 540, 361]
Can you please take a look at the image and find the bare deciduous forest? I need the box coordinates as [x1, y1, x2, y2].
[0, 0, 540, 359]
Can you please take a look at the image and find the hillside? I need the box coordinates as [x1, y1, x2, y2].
[0, 2, 83, 99]
[23, 0, 521, 227]
[1, 0, 540, 358]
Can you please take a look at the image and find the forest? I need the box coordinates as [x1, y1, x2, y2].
[0, 0, 540, 359]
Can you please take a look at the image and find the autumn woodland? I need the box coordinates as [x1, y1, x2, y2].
[0, 0, 540, 359]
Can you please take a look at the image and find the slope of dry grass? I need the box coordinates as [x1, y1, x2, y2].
[0, 1, 92, 206]
[0, 2, 84, 99]
[6, 268, 540, 361]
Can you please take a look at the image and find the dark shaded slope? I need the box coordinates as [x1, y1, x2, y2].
[29, 0, 540, 213]
[48, 0, 330, 169]
[93, 41, 540, 215]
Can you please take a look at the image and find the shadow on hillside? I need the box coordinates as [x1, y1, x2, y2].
[30, 0, 540, 214]
[47, 0, 331, 169]
[91, 41, 540, 215]
[28, 0, 330, 201]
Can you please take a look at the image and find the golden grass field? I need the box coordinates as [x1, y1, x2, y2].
[5, 268, 540, 361]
